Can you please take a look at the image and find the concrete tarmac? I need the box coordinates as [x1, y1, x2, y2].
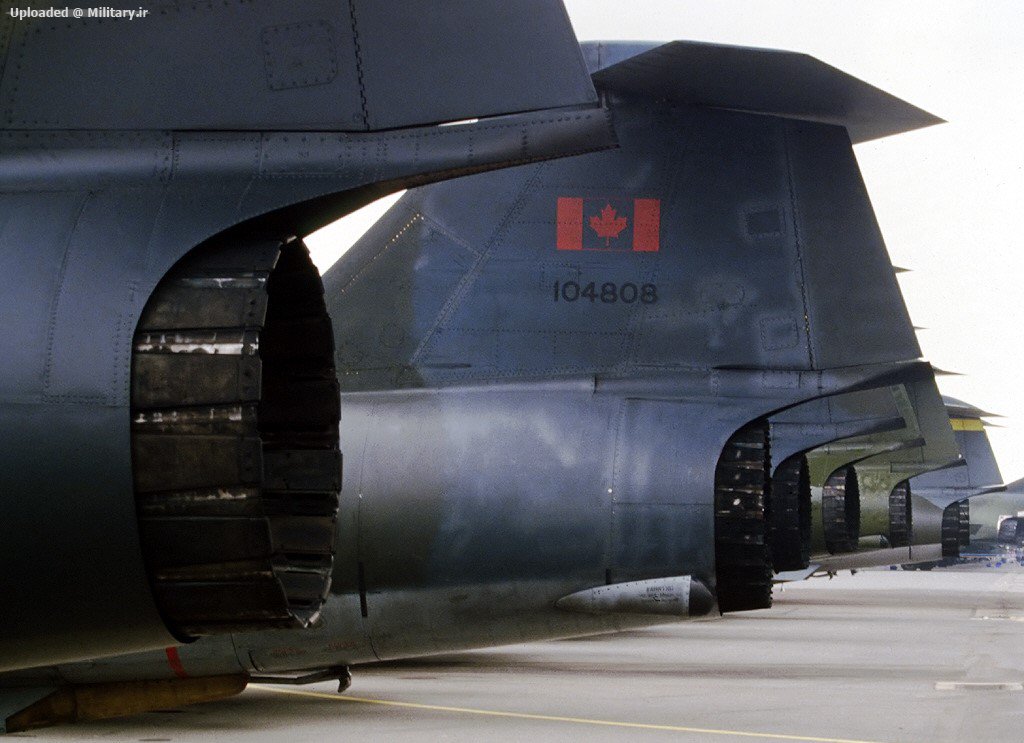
[19, 570, 1024, 742]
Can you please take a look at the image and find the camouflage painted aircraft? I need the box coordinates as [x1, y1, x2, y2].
[765, 379, 961, 577]
[0, 39, 954, 730]
[854, 399, 1024, 566]
[775, 397, 1009, 575]
[0, 0, 615, 677]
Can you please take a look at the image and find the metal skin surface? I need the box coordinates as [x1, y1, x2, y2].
[1, 1, 598, 131]
[0, 1, 612, 672]
[769, 387, 909, 474]
[0, 42, 952, 716]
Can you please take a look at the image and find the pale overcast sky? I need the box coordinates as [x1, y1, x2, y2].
[306, 1, 1024, 481]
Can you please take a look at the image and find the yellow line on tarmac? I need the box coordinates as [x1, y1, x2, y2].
[260, 686, 887, 743]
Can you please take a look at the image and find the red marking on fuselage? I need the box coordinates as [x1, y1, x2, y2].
[632, 198, 661, 252]
[165, 646, 188, 679]
[556, 197, 584, 250]
[589, 203, 628, 246]
[556, 197, 661, 252]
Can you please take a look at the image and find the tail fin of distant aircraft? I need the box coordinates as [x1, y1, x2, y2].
[950, 424, 1002, 489]
[902, 398, 1001, 552]
[324, 40, 936, 390]
[913, 398, 1002, 492]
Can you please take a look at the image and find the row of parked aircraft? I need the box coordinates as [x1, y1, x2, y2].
[1, 1, 1019, 733]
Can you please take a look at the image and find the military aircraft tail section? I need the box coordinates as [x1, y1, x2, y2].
[326, 40, 931, 389]
[905, 399, 1006, 547]
[911, 398, 1001, 501]
[322, 41, 944, 620]
[946, 402, 1003, 488]
[0, 0, 597, 132]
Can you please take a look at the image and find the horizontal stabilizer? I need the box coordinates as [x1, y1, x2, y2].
[974, 484, 1009, 495]
[943, 396, 1001, 419]
[1003, 477, 1024, 494]
[585, 40, 943, 143]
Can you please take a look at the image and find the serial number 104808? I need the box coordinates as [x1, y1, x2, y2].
[553, 280, 658, 304]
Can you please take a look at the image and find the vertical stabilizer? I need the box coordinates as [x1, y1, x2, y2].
[325, 42, 932, 390]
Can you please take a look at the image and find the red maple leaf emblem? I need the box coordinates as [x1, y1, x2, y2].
[589, 203, 628, 246]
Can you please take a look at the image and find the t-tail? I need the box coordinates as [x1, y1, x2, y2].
[910, 397, 1006, 548]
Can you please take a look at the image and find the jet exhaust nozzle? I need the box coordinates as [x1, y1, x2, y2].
[888, 480, 913, 548]
[131, 238, 341, 638]
[822, 466, 861, 554]
[941, 499, 970, 557]
[769, 454, 812, 571]
[714, 422, 773, 613]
